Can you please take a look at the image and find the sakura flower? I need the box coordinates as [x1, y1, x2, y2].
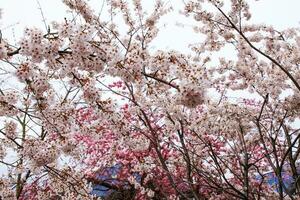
[178, 82, 206, 108]
[0, 41, 8, 60]
[4, 121, 17, 139]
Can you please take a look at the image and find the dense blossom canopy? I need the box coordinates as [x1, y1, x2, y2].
[0, 0, 300, 199]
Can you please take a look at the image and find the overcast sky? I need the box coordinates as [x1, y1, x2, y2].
[1, 0, 300, 103]
[1, 0, 300, 52]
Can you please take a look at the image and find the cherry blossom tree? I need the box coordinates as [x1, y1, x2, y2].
[1, 0, 300, 199]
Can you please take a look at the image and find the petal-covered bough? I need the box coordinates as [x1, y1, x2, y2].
[0, 0, 300, 199]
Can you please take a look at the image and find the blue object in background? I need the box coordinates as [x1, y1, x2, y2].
[90, 164, 141, 197]
[90, 164, 122, 197]
[257, 166, 300, 194]
[92, 164, 300, 197]
[263, 171, 295, 192]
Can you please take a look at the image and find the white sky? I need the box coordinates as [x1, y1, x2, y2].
[1, 0, 300, 52]
[1, 0, 300, 122]
[0, 0, 299, 103]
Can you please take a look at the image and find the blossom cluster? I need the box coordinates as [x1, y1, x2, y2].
[0, 0, 299, 199]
